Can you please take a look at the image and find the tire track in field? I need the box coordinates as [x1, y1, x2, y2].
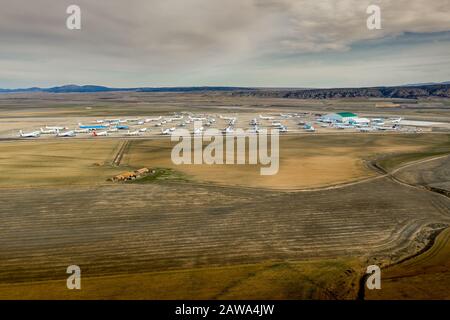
[111, 140, 129, 166]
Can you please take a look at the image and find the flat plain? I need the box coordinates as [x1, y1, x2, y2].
[0, 92, 449, 299]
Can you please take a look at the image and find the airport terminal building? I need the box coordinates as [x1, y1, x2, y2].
[322, 112, 358, 123]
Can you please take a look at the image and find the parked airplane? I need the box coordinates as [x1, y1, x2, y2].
[271, 121, 283, 127]
[40, 128, 57, 134]
[189, 116, 206, 121]
[92, 130, 108, 137]
[375, 126, 394, 131]
[56, 130, 76, 137]
[259, 115, 274, 120]
[74, 128, 90, 133]
[194, 127, 204, 135]
[249, 118, 259, 126]
[249, 125, 260, 133]
[161, 128, 171, 135]
[390, 117, 403, 124]
[125, 130, 141, 136]
[46, 125, 67, 131]
[19, 130, 40, 138]
[222, 126, 234, 134]
[167, 116, 184, 121]
[126, 118, 141, 123]
[220, 115, 236, 121]
[335, 123, 354, 129]
[139, 128, 148, 132]
[145, 116, 162, 123]
[78, 123, 108, 130]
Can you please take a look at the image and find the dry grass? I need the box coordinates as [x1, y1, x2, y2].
[367, 228, 450, 300]
[0, 140, 124, 187]
[122, 134, 444, 190]
[0, 259, 362, 300]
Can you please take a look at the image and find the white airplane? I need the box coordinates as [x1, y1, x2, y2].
[375, 126, 394, 131]
[139, 128, 148, 132]
[154, 122, 162, 127]
[126, 118, 141, 123]
[94, 120, 105, 124]
[249, 125, 260, 133]
[219, 115, 236, 121]
[107, 127, 118, 133]
[137, 120, 145, 125]
[278, 125, 288, 133]
[161, 120, 167, 124]
[92, 130, 108, 137]
[40, 128, 57, 134]
[335, 124, 353, 129]
[46, 125, 67, 131]
[271, 121, 283, 127]
[259, 115, 274, 120]
[359, 127, 374, 132]
[194, 127, 204, 135]
[371, 118, 385, 125]
[145, 116, 162, 123]
[161, 128, 171, 135]
[56, 130, 76, 137]
[125, 130, 141, 136]
[304, 125, 315, 132]
[189, 116, 206, 121]
[280, 113, 292, 118]
[167, 116, 184, 121]
[19, 130, 40, 138]
[105, 119, 121, 123]
[390, 117, 403, 124]
[74, 128, 90, 133]
[222, 126, 234, 134]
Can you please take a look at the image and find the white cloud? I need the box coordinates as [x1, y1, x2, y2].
[0, 0, 449, 87]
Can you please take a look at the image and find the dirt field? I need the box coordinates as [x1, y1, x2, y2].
[367, 227, 450, 300]
[0, 140, 125, 187]
[123, 134, 448, 189]
[0, 175, 449, 299]
[0, 259, 362, 300]
[0, 93, 450, 299]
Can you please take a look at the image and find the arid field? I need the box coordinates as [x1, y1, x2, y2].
[0, 92, 449, 299]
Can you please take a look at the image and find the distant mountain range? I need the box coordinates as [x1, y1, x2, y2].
[0, 82, 449, 99]
[231, 83, 450, 99]
[0, 85, 252, 94]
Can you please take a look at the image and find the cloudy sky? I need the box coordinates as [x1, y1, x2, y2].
[0, 0, 449, 88]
